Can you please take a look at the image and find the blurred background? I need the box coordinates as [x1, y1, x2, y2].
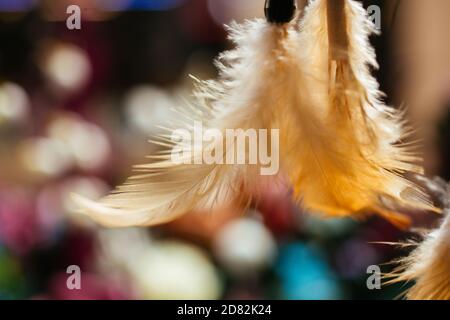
[0, 0, 449, 300]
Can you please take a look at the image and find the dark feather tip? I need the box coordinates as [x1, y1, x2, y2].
[265, 0, 297, 24]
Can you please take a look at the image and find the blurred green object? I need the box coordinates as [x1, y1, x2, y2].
[0, 246, 26, 299]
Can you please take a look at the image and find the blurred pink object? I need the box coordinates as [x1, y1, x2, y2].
[0, 188, 43, 255]
[48, 272, 132, 300]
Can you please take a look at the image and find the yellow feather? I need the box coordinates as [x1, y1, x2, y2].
[279, 0, 436, 227]
[386, 212, 450, 300]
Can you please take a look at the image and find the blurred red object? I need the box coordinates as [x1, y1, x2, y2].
[256, 178, 297, 237]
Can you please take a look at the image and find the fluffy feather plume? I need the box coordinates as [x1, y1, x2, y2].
[386, 212, 450, 299]
[73, 18, 296, 227]
[74, 0, 435, 228]
[279, 0, 435, 227]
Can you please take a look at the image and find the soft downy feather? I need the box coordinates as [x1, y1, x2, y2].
[74, 0, 435, 228]
[386, 211, 450, 299]
[73, 18, 297, 227]
[279, 0, 435, 228]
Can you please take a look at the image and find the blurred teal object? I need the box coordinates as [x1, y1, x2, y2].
[304, 215, 356, 239]
[276, 243, 343, 300]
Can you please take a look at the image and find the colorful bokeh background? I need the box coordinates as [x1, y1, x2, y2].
[0, 0, 449, 300]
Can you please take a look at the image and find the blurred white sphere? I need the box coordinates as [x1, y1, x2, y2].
[19, 137, 73, 177]
[0, 82, 30, 124]
[43, 43, 91, 92]
[131, 241, 222, 300]
[47, 113, 111, 171]
[124, 85, 174, 136]
[214, 216, 276, 277]
[98, 228, 153, 266]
